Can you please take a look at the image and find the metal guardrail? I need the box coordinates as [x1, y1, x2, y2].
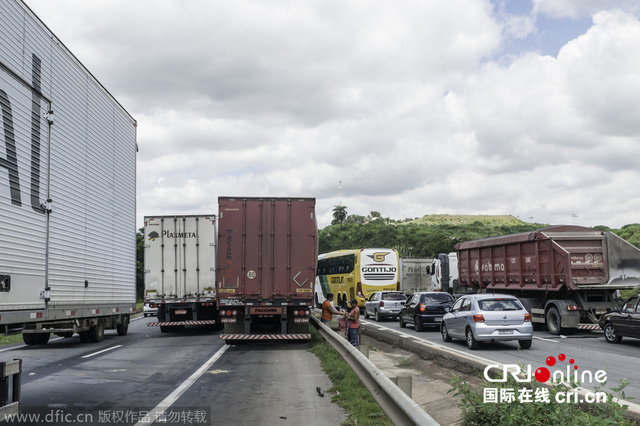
[0, 359, 22, 420]
[310, 316, 439, 426]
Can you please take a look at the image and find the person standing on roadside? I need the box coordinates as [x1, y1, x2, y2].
[347, 299, 360, 347]
[321, 293, 343, 323]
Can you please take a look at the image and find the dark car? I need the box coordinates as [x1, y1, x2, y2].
[599, 295, 640, 344]
[364, 291, 407, 321]
[399, 292, 455, 331]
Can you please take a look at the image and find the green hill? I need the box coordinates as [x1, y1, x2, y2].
[404, 214, 532, 227]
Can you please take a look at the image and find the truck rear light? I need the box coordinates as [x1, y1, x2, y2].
[305, 310, 310, 316]
[567, 305, 578, 311]
[473, 314, 485, 323]
[524, 313, 531, 322]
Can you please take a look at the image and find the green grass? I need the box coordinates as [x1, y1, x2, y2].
[309, 327, 393, 426]
[0, 333, 23, 346]
[404, 214, 528, 226]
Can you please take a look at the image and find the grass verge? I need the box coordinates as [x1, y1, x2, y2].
[308, 326, 393, 426]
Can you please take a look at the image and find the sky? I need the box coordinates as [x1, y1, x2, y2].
[24, 0, 640, 230]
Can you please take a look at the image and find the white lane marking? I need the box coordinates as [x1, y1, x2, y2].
[134, 345, 230, 426]
[533, 336, 559, 343]
[81, 345, 123, 358]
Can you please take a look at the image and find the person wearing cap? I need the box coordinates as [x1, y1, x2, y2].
[321, 293, 343, 323]
[346, 299, 360, 347]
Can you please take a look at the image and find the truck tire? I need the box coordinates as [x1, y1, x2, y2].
[116, 322, 129, 336]
[88, 319, 105, 343]
[603, 323, 622, 343]
[546, 306, 562, 335]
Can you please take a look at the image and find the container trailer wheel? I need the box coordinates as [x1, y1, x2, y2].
[88, 319, 105, 343]
[117, 322, 129, 336]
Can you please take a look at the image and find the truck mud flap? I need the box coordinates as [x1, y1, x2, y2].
[220, 334, 311, 341]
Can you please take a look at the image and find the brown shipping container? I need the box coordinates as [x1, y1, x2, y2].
[217, 197, 317, 302]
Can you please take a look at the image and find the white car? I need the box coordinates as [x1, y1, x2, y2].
[441, 293, 533, 350]
[143, 302, 158, 317]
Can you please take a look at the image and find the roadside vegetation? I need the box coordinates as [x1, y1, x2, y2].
[449, 372, 634, 425]
[308, 327, 393, 426]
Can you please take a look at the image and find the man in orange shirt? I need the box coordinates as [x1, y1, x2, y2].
[321, 293, 342, 323]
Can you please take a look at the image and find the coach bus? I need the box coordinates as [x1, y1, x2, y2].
[315, 248, 400, 310]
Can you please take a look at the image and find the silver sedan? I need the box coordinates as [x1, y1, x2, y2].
[440, 293, 533, 350]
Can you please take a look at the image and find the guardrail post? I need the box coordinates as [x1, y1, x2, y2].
[391, 375, 412, 397]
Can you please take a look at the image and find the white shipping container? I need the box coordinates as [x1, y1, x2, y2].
[0, 0, 137, 324]
[144, 216, 217, 301]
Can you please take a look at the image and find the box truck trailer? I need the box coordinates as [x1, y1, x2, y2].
[400, 258, 435, 294]
[144, 215, 219, 332]
[216, 197, 317, 343]
[455, 226, 640, 334]
[0, 0, 137, 344]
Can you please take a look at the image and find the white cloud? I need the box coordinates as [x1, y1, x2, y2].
[25, 0, 640, 230]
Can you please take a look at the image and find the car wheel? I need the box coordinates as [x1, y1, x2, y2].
[546, 306, 562, 335]
[466, 328, 479, 350]
[399, 315, 406, 328]
[144, 313, 148, 317]
[603, 323, 622, 344]
[415, 316, 423, 332]
[364, 309, 370, 320]
[441, 323, 452, 342]
[518, 339, 532, 349]
[375, 310, 381, 322]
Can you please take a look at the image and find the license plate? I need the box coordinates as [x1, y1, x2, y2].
[221, 318, 236, 323]
[434, 317, 442, 322]
[498, 330, 514, 335]
[294, 318, 309, 323]
[175, 309, 187, 315]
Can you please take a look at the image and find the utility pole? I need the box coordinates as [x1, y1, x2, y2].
[339, 180, 342, 207]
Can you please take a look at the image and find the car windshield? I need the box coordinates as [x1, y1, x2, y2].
[421, 293, 453, 303]
[478, 299, 522, 311]
[382, 293, 406, 301]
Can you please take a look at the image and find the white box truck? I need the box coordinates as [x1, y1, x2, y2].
[400, 258, 436, 294]
[144, 215, 219, 332]
[0, 0, 137, 345]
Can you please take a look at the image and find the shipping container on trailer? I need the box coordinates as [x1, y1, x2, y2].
[455, 226, 640, 334]
[144, 215, 219, 332]
[0, 0, 137, 345]
[216, 197, 317, 342]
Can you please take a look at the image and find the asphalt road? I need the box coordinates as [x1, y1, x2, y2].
[362, 317, 640, 402]
[0, 316, 346, 426]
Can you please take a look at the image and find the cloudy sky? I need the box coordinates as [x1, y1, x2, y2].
[25, 0, 640, 229]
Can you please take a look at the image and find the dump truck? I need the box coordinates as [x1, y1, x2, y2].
[455, 226, 640, 334]
[0, 0, 137, 344]
[144, 215, 219, 332]
[216, 197, 317, 342]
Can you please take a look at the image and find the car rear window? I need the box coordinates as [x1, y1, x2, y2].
[478, 299, 523, 311]
[421, 293, 454, 303]
[382, 293, 406, 301]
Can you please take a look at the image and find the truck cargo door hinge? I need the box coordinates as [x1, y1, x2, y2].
[41, 199, 52, 214]
[40, 289, 50, 301]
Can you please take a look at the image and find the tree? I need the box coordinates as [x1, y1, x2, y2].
[332, 205, 348, 227]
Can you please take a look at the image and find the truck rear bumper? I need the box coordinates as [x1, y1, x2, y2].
[220, 334, 311, 340]
[147, 320, 216, 326]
